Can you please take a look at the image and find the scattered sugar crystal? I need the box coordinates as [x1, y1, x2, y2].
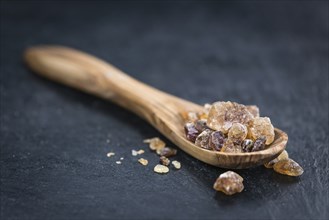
[160, 156, 170, 166]
[154, 164, 169, 174]
[132, 150, 138, 156]
[144, 137, 166, 151]
[138, 158, 148, 166]
[106, 152, 115, 157]
[273, 159, 303, 176]
[264, 150, 289, 168]
[172, 160, 181, 169]
[213, 171, 244, 195]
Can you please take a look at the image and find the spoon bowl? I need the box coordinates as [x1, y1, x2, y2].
[24, 46, 288, 169]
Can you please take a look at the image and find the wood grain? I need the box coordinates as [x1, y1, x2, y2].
[24, 45, 288, 169]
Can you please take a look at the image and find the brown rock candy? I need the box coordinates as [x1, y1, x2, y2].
[264, 150, 289, 168]
[207, 101, 254, 134]
[209, 131, 225, 151]
[184, 122, 200, 142]
[242, 139, 254, 152]
[159, 147, 177, 157]
[182, 111, 199, 122]
[198, 103, 212, 119]
[106, 152, 115, 157]
[251, 137, 266, 152]
[203, 103, 212, 115]
[195, 119, 208, 133]
[248, 117, 275, 145]
[195, 129, 212, 150]
[273, 158, 304, 176]
[138, 158, 148, 166]
[154, 164, 169, 174]
[187, 111, 198, 122]
[213, 171, 244, 195]
[143, 137, 166, 151]
[221, 139, 243, 153]
[228, 123, 248, 144]
[246, 105, 260, 117]
[172, 160, 181, 169]
[160, 156, 170, 166]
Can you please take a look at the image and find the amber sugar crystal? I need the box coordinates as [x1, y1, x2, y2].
[207, 101, 254, 134]
[264, 150, 289, 168]
[273, 158, 304, 176]
[213, 171, 244, 195]
[248, 117, 275, 145]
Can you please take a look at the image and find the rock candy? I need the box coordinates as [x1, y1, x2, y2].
[228, 123, 248, 144]
[248, 117, 275, 145]
[207, 101, 254, 134]
[213, 171, 244, 195]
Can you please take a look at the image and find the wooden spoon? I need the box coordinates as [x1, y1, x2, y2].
[24, 46, 288, 169]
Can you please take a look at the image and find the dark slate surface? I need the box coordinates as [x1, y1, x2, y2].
[1, 1, 328, 220]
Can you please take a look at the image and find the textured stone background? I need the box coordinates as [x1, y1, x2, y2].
[1, 1, 328, 219]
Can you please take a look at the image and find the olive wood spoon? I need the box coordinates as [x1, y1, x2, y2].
[24, 45, 288, 169]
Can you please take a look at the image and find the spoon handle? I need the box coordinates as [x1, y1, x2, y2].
[24, 46, 197, 124]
